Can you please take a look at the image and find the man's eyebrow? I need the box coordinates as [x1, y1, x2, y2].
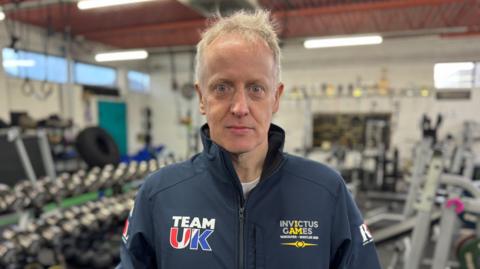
[209, 78, 234, 86]
[246, 79, 268, 85]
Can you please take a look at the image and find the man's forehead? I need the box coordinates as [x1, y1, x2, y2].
[205, 32, 272, 57]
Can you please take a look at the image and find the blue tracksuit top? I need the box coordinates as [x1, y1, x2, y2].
[119, 124, 382, 269]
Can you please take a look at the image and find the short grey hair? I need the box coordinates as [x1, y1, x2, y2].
[195, 9, 281, 84]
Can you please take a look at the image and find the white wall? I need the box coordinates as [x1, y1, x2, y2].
[147, 52, 202, 158]
[145, 35, 480, 161]
[276, 35, 480, 160]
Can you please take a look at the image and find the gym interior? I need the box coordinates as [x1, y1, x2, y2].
[0, 0, 480, 268]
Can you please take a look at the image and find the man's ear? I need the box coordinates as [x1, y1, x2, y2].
[195, 83, 206, 115]
[272, 83, 284, 114]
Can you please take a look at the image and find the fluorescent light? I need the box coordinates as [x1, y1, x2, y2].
[95, 50, 148, 62]
[0, 10, 5, 21]
[78, 0, 155, 10]
[3, 59, 36, 67]
[304, 35, 383, 49]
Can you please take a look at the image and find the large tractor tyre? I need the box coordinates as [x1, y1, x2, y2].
[76, 127, 121, 167]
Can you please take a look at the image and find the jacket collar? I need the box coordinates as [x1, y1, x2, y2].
[200, 123, 285, 182]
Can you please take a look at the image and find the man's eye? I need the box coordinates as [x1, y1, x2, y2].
[214, 84, 228, 93]
[251, 85, 263, 92]
[248, 85, 266, 97]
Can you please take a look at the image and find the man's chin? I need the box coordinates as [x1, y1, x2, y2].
[222, 144, 255, 155]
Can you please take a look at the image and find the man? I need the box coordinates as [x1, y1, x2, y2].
[120, 10, 381, 269]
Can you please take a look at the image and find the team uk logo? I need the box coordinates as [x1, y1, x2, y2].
[169, 216, 215, 251]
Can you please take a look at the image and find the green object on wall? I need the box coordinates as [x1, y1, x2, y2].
[98, 100, 128, 155]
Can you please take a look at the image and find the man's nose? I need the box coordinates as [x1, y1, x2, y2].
[230, 89, 249, 117]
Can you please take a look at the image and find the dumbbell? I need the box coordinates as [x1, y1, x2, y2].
[91, 241, 114, 269]
[102, 164, 115, 173]
[11, 182, 34, 209]
[40, 178, 67, 203]
[75, 249, 97, 267]
[26, 182, 48, 208]
[158, 157, 171, 168]
[0, 240, 19, 266]
[16, 231, 42, 256]
[58, 173, 74, 197]
[57, 209, 82, 238]
[83, 173, 100, 193]
[86, 200, 115, 227]
[135, 161, 149, 180]
[112, 167, 127, 186]
[83, 167, 101, 191]
[123, 162, 139, 183]
[87, 165, 116, 190]
[89, 166, 102, 176]
[26, 221, 62, 247]
[10, 193, 32, 211]
[0, 184, 12, 213]
[62, 174, 85, 196]
[35, 247, 58, 268]
[117, 197, 134, 221]
[148, 159, 159, 172]
[2, 192, 16, 212]
[2, 225, 42, 257]
[97, 170, 114, 189]
[117, 162, 127, 171]
[59, 207, 110, 267]
[101, 164, 117, 186]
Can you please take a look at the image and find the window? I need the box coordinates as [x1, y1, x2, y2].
[2, 48, 67, 83]
[74, 62, 117, 88]
[434, 62, 474, 89]
[128, 70, 150, 93]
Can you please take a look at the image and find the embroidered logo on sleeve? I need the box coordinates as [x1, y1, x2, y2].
[169, 216, 215, 251]
[122, 201, 135, 244]
[359, 223, 374, 245]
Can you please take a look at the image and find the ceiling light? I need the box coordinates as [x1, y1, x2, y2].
[3, 59, 36, 68]
[77, 0, 155, 10]
[304, 35, 383, 49]
[0, 9, 5, 21]
[95, 50, 148, 62]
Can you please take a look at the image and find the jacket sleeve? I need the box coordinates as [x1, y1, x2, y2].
[118, 182, 157, 268]
[330, 180, 381, 269]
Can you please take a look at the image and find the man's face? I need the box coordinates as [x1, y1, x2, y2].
[196, 33, 284, 155]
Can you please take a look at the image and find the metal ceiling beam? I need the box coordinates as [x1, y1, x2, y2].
[81, 18, 206, 38]
[81, 0, 469, 39]
[273, 0, 465, 18]
[1, 0, 75, 12]
[177, 0, 259, 17]
[441, 25, 480, 37]
[24, 0, 473, 48]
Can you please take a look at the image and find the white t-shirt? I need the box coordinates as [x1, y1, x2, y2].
[241, 177, 260, 198]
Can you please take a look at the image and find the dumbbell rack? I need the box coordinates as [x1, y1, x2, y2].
[0, 158, 174, 268]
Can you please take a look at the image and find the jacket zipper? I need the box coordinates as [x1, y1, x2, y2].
[239, 205, 245, 269]
[222, 149, 285, 269]
[237, 159, 285, 269]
